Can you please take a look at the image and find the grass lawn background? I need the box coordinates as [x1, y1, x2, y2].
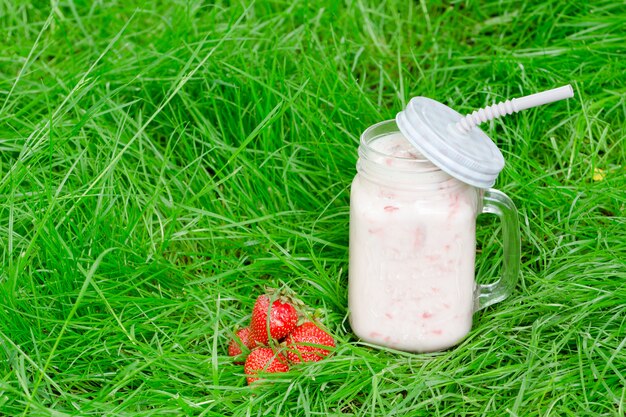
[1, 0, 624, 415]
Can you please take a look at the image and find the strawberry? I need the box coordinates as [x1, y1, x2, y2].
[244, 347, 289, 384]
[249, 294, 298, 347]
[286, 321, 335, 363]
[228, 327, 252, 363]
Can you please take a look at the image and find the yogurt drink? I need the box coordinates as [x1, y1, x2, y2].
[347, 89, 562, 352]
[348, 122, 482, 352]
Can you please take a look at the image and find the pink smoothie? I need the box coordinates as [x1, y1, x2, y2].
[349, 132, 481, 352]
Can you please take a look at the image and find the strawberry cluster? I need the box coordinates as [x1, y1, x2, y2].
[227, 288, 335, 385]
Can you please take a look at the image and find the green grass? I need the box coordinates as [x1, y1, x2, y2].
[1, 0, 624, 415]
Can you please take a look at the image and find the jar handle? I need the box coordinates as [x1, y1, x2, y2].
[476, 189, 521, 310]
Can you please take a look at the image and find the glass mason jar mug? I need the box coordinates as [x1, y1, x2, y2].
[348, 120, 520, 353]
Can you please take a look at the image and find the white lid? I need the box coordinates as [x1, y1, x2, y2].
[396, 97, 505, 189]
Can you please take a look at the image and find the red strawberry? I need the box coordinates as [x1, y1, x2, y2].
[228, 327, 252, 363]
[286, 321, 335, 363]
[250, 294, 298, 347]
[244, 347, 289, 384]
